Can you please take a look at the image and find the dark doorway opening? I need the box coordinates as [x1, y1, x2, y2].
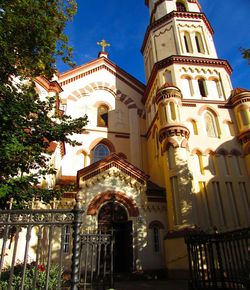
[98, 202, 133, 273]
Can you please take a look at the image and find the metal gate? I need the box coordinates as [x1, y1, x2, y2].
[0, 205, 113, 290]
[185, 228, 250, 290]
[79, 232, 114, 289]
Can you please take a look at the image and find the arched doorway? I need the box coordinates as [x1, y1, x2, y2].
[98, 202, 133, 272]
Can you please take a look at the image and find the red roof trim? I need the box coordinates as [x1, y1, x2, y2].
[87, 191, 139, 217]
[77, 153, 149, 186]
[59, 57, 145, 94]
[36, 76, 63, 94]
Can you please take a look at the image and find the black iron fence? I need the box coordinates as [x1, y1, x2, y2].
[80, 232, 114, 289]
[185, 228, 250, 290]
[0, 205, 113, 290]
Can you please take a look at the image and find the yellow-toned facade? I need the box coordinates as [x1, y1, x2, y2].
[31, 0, 250, 275]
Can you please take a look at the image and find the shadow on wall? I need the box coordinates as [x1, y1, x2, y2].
[192, 137, 250, 233]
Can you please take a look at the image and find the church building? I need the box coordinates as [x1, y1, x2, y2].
[35, 0, 250, 275]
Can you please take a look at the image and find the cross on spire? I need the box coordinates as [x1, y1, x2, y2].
[97, 39, 111, 52]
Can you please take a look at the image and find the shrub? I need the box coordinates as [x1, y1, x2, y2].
[0, 262, 63, 289]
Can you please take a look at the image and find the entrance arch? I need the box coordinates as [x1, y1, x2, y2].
[87, 191, 139, 217]
[98, 202, 133, 272]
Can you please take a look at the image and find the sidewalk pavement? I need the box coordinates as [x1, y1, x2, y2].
[113, 279, 188, 290]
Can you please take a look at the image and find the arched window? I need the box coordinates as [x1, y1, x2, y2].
[189, 119, 198, 135]
[215, 80, 222, 97]
[92, 144, 110, 163]
[97, 104, 109, 127]
[193, 152, 204, 174]
[239, 109, 249, 126]
[176, 1, 187, 12]
[210, 79, 222, 98]
[163, 104, 168, 124]
[170, 102, 177, 121]
[149, 221, 164, 253]
[198, 78, 208, 97]
[164, 70, 172, 83]
[181, 76, 194, 97]
[183, 32, 193, 53]
[204, 111, 219, 138]
[208, 152, 216, 175]
[81, 151, 88, 168]
[195, 32, 205, 54]
[153, 227, 160, 252]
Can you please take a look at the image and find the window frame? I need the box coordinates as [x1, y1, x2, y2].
[91, 143, 110, 163]
[183, 32, 193, 53]
[97, 104, 109, 127]
[204, 111, 219, 138]
[194, 32, 205, 54]
[176, 1, 187, 12]
[198, 78, 208, 98]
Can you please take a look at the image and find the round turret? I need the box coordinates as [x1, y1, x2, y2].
[154, 84, 189, 143]
[229, 88, 250, 146]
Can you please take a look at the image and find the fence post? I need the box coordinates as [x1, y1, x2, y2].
[71, 194, 84, 290]
[215, 239, 226, 288]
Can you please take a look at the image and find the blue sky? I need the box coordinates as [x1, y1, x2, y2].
[58, 0, 250, 90]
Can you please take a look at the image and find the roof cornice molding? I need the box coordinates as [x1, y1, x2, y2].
[77, 153, 149, 186]
[229, 89, 250, 107]
[145, 0, 199, 7]
[59, 57, 145, 94]
[35, 76, 63, 94]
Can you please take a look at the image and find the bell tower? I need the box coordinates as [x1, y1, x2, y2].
[142, 0, 232, 101]
[143, 1, 250, 277]
[143, 0, 250, 245]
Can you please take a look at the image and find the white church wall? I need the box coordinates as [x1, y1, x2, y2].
[58, 60, 146, 173]
[154, 25, 177, 62]
[138, 203, 167, 271]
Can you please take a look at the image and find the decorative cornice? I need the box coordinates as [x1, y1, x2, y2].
[159, 124, 190, 142]
[59, 57, 145, 95]
[77, 153, 149, 186]
[154, 85, 182, 104]
[141, 11, 213, 53]
[165, 226, 202, 239]
[60, 142, 66, 157]
[145, 0, 200, 8]
[143, 56, 232, 104]
[228, 89, 250, 107]
[182, 99, 228, 106]
[58, 175, 76, 185]
[182, 103, 197, 107]
[237, 129, 250, 144]
[35, 76, 63, 94]
[146, 180, 166, 203]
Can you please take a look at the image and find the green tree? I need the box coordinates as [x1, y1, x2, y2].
[0, 0, 88, 208]
[241, 48, 250, 63]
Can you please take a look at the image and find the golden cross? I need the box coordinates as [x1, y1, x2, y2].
[97, 39, 111, 52]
